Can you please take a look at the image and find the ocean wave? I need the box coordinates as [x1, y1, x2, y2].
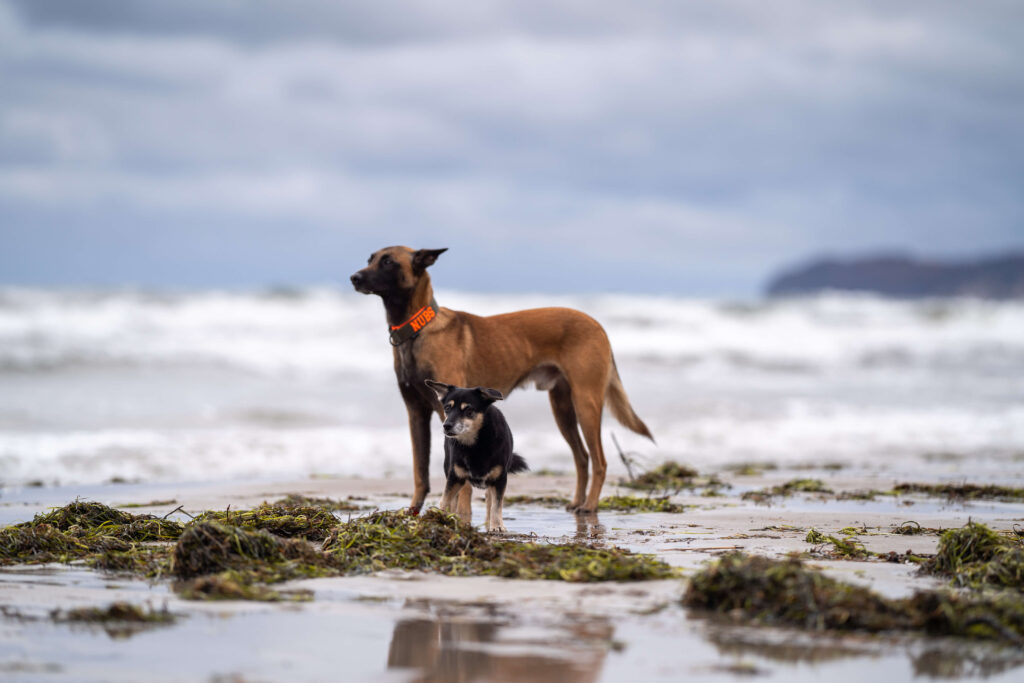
[0, 288, 1022, 377]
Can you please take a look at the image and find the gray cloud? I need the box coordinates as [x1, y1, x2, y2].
[1, 1, 1022, 294]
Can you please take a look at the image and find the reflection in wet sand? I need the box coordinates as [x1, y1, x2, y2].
[911, 648, 1024, 680]
[574, 513, 605, 542]
[705, 619, 1024, 680]
[387, 606, 613, 683]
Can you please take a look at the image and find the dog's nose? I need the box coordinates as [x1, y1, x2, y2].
[350, 272, 364, 287]
[443, 424, 456, 436]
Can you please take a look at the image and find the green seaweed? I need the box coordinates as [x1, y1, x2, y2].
[894, 483, 1024, 502]
[622, 461, 698, 490]
[191, 503, 340, 541]
[1, 501, 184, 565]
[3, 500, 680, 603]
[118, 499, 178, 509]
[684, 552, 1024, 644]
[925, 522, 1024, 590]
[28, 501, 137, 530]
[892, 521, 945, 536]
[597, 495, 688, 513]
[723, 462, 778, 476]
[0, 523, 97, 564]
[621, 461, 731, 497]
[742, 478, 833, 504]
[804, 528, 871, 559]
[322, 509, 677, 582]
[271, 494, 366, 512]
[503, 495, 572, 507]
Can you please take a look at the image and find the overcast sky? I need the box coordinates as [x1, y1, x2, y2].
[1, 1, 1022, 295]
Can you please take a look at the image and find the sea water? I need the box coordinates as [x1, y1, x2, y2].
[1, 288, 1022, 486]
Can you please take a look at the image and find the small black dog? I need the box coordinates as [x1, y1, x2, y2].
[425, 379, 528, 532]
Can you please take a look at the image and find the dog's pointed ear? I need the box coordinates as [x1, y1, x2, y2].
[424, 379, 451, 401]
[476, 387, 504, 403]
[412, 248, 447, 274]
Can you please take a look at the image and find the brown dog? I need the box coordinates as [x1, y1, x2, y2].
[350, 246, 653, 517]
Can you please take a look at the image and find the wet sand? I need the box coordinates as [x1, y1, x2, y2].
[2, 470, 1024, 681]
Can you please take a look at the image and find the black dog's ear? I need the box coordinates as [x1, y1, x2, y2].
[412, 248, 448, 274]
[476, 387, 504, 403]
[424, 379, 451, 401]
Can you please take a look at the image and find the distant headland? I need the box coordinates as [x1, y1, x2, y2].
[765, 251, 1024, 299]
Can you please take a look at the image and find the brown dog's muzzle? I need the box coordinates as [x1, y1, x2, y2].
[350, 270, 370, 293]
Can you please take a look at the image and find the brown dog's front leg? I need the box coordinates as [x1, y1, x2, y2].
[406, 402, 432, 515]
[456, 484, 473, 524]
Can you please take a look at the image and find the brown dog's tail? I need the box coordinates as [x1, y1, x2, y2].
[606, 359, 655, 442]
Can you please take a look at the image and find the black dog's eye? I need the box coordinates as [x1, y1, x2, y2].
[464, 408, 474, 418]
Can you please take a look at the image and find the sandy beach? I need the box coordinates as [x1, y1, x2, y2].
[3, 465, 1023, 682]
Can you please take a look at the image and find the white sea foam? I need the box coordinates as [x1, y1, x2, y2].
[1, 287, 1022, 486]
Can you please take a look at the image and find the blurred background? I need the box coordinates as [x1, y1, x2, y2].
[1, 1, 1022, 488]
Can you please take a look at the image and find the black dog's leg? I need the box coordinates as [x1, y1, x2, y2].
[487, 475, 508, 533]
[439, 477, 466, 514]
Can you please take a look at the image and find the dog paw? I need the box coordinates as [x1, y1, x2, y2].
[565, 503, 582, 512]
[406, 505, 422, 516]
[574, 506, 596, 515]
[488, 525, 508, 534]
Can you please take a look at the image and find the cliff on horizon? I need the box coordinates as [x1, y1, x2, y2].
[765, 252, 1024, 299]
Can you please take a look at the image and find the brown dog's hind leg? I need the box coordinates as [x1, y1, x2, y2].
[548, 379, 589, 511]
[575, 398, 607, 514]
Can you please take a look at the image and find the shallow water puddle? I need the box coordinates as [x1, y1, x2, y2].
[3, 565, 1024, 682]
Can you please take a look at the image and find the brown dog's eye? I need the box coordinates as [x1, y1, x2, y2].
[380, 255, 391, 266]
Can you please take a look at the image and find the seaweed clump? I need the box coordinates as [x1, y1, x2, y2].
[892, 521, 944, 536]
[272, 494, 365, 512]
[1, 501, 184, 565]
[924, 522, 1024, 590]
[894, 483, 1024, 503]
[170, 522, 332, 601]
[624, 462, 698, 489]
[684, 552, 1024, 644]
[504, 495, 572, 507]
[804, 528, 871, 559]
[191, 503, 340, 541]
[742, 478, 833, 504]
[322, 509, 676, 582]
[597, 495, 688, 513]
[621, 461, 730, 496]
[506, 494, 689, 512]
[3, 500, 679, 604]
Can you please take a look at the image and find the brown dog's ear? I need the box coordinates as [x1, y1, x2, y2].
[424, 379, 451, 401]
[476, 387, 504, 403]
[412, 248, 448, 274]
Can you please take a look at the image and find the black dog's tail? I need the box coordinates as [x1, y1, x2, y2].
[508, 453, 529, 475]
